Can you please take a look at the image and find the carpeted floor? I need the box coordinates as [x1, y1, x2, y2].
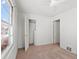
[16, 44, 77, 59]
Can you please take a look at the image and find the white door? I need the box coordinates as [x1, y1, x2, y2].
[25, 17, 29, 51]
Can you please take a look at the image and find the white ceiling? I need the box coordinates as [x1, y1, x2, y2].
[15, 0, 77, 16]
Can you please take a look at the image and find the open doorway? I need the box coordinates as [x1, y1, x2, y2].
[29, 19, 36, 46]
[53, 19, 60, 46]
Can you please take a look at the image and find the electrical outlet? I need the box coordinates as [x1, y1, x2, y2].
[66, 47, 72, 51]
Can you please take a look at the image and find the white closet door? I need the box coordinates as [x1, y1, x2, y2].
[25, 17, 29, 51]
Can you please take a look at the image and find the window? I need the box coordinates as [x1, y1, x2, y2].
[1, 0, 12, 51]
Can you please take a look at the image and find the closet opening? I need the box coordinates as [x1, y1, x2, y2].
[29, 19, 36, 46]
[53, 19, 60, 46]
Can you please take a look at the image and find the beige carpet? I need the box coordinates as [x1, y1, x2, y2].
[16, 44, 77, 59]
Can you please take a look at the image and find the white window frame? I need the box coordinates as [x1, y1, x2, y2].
[1, 0, 14, 59]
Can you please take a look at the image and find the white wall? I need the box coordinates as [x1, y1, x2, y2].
[17, 12, 25, 48]
[27, 14, 52, 45]
[53, 8, 77, 54]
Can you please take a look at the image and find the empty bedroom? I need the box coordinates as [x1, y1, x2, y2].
[1, 0, 77, 59]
